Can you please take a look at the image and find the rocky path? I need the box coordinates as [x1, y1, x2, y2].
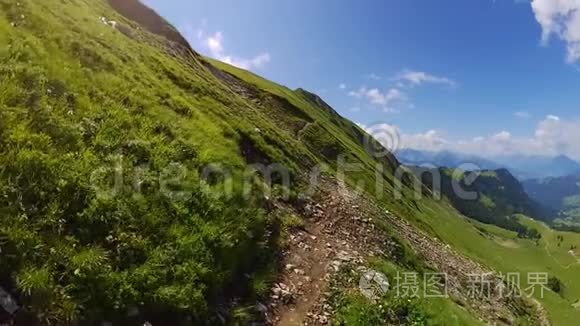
[265, 180, 391, 325]
[264, 179, 549, 325]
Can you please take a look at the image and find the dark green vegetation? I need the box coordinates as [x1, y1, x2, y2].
[328, 261, 482, 326]
[523, 175, 580, 231]
[0, 0, 578, 324]
[407, 167, 550, 239]
[0, 0, 286, 323]
[0, 0, 405, 323]
[523, 175, 580, 210]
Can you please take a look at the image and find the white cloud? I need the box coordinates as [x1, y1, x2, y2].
[403, 129, 449, 151]
[348, 88, 364, 98]
[531, 0, 580, 63]
[367, 88, 388, 105]
[181, 25, 271, 70]
[394, 70, 457, 88]
[206, 31, 224, 54]
[348, 69, 453, 113]
[339, 83, 347, 90]
[393, 115, 580, 160]
[252, 53, 271, 67]
[514, 111, 531, 118]
[492, 131, 512, 141]
[383, 107, 400, 113]
[349, 86, 406, 108]
[365, 73, 382, 80]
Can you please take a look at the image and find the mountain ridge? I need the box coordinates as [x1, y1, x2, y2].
[106, 0, 198, 57]
[397, 148, 580, 180]
[0, 0, 575, 324]
[406, 165, 554, 233]
[523, 174, 580, 231]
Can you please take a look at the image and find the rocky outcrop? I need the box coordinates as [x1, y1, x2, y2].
[107, 0, 198, 56]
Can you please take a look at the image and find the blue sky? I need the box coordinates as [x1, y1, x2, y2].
[143, 0, 580, 159]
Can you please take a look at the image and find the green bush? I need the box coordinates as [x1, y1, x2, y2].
[548, 276, 563, 295]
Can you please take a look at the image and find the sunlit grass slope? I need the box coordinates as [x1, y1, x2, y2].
[0, 0, 575, 324]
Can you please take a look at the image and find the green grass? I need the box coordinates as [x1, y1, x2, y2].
[0, 0, 317, 322]
[0, 0, 409, 323]
[479, 194, 496, 209]
[402, 197, 580, 325]
[0, 0, 576, 324]
[553, 195, 580, 229]
[563, 195, 580, 208]
[215, 48, 580, 325]
[329, 260, 484, 326]
[186, 39, 580, 326]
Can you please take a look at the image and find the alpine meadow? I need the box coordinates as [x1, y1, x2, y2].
[1, 0, 580, 325]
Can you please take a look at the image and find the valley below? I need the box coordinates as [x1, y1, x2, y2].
[1, 0, 580, 325]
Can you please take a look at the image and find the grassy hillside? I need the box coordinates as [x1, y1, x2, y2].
[211, 52, 580, 325]
[523, 175, 580, 231]
[0, 0, 422, 323]
[420, 211, 580, 325]
[553, 195, 580, 232]
[0, 0, 577, 324]
[389, 166, 580, 324]
[0, 0, 292, 322]
[523, 176, 580, 211]
[407, 166, 551, 235]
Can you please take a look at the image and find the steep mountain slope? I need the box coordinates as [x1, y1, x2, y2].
[106, 0, 195, 54]
[0, 0, 412, 323]
[0, 0, 575, 325]
[408, 167, 553, 235]
[524, 175, 580, 211]
[524, 175, 580, 230]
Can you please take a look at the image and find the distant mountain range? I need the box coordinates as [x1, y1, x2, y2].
[523, 175, 580, 210]
[523, 175, 580, 230]
[396, 149, 503, 170]
[396, 149, 580, 180]
[494, 155, 580, 180]
[407, 166, 554, 236]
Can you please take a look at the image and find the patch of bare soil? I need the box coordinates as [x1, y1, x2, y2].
[263, 178, 549, 325]
[495, 238, 521, 249]
[264, 179, 395, 325]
